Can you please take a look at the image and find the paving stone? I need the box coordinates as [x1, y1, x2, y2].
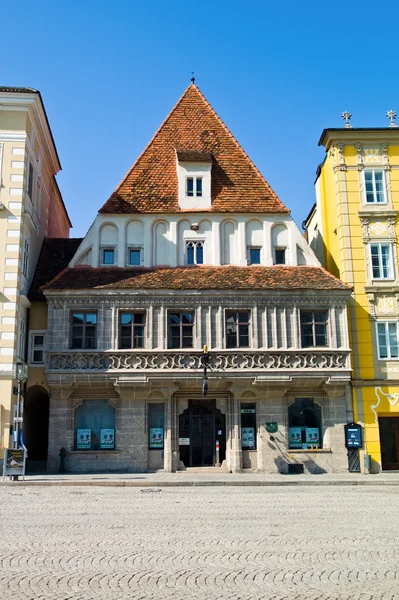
[0, 486, 398, 599]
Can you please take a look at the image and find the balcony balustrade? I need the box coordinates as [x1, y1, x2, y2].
[47, 349, 351, 373]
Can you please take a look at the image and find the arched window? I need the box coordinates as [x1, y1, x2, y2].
[74, 400, 116, 450]
[271, 224, 288, 265]
[288, 398, 322, 449]
[186, 240, 204, 265]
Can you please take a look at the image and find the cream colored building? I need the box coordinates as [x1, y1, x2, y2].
[0, 87, 71, 466]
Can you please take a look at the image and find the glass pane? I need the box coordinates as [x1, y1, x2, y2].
[377, 324, 388, 358]
[187, 244, 194, 265]
[182, 313, 193, 324]
[103, 249, 114, 264]
[388, 323, 398, 358]
[315, 324, 327, 346]
[121, 313, 132, 325]
[169, 331, 181, 348]
[34, 335, 44, 346]
[169, 313, 181, 325]
[301, 325, 314, 347]
[196, 177, 202, 196]
[75, 400, 115, 451]
[239, 325, 249, 347]
[129, 249, 141, 265]
[238, 312, 250, 324]
[134, 313, 145, 324]
[381, 246, 391, 278]
[33, 349, 43, 362]
[196, 244, 203, 264]
[148, 403, 165, 449]
[85, 327, 96, 349]
[227, 334, 237, 348]
[133, 326, 144, 348]
[300, 312, 313, 324]
[249, 248, 261, 264]
[72, 313, 84, 325]
[186, 178, 194, 196]
[315, 312, 328, 323]
[275, 249, 286, 264]
[85, 313, 97, 325]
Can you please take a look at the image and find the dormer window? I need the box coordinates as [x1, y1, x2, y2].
[186, 240, 204, 265]
[101, 247, 115, 265]
[186, 177, 203, 197]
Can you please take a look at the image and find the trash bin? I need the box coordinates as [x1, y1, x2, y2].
[288, 463, 304, 474]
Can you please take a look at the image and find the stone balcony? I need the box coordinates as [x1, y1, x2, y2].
[47, 349, 351, 375]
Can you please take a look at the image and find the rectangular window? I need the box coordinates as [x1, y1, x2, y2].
[101, 248, 115, 265]
[370, 243, 394, 279]
[168, 312, 194, 348]
[288, 398, 322, 449]
[241, 403, 256, 450]
[119, 312, 145, 348]
[31, 333, 45, 364]
[365, 170, 386, 204]
[18, 316, 26, 360]
[128, 247, 142, 266]
[274, 248, 286, 265]
[22, 237, 29, 278]
[186, 176, 202, 197]
[186, 240, 204, 265]
[300, 311, 328, 347]
[226, 311, 250, 348]
[376, 322, 399, 359]
[248, 247, 261, 265]
[148, 403, 165, 449]
[71, 312, 97, 349]
[75, 399, 115, 451]
[27, 162, 34, 199]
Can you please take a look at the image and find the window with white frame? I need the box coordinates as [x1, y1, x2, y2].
[186, 176, 202, 197]
[376, 322, 399, 359]
[370, 243, 394, 279]
[364, 170, 387, 204]
[128, 246, 143, 266]
[30, 332, 45, 364]
[186, 240, 204, 265]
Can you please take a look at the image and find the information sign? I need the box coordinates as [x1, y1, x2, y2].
[77, 429, 91, 449]
[241, 408, 256, 414]
[179, 438, 190, 445]
[100, 429, 115, 449]
[242, 427, 255, 449]
[265, 422, 278, 433]
[306, 427, 320, 447]
[3, 448, 26, 478]
[344, 423, 363, 448]
[149, 428, 164, 449]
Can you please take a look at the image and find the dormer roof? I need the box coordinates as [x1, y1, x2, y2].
[99, 84, 289, 215]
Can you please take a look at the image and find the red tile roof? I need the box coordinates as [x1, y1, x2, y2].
[99, 85, 289, 215]
[29, 238, 83, 301]
[43, 265, 351, 293]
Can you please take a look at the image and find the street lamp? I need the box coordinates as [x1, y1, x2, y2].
[201, 345, 210, 397]
[12, 361, 28, 480]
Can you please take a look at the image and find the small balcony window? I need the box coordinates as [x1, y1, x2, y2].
[119, 312, 145, 349]
[300, 311, 328, 348]
[168, 312, 194, 348]
[71, 312, 97, 349]
[226, 311, 250, 348]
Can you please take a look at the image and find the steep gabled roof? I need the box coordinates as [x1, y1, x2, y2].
[42, 265, 351, 293]
[28, 238, 84, 302]
[99, 84, 289, 215]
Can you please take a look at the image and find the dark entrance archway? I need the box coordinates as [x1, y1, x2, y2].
[23, 386, 50, 472]
[179, 399, 226, 467]
[379, 417, 399, 470]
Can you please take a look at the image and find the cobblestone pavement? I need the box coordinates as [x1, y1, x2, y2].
[0, 486, 398, 600]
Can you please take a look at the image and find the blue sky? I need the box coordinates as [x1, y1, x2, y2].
[2, 0, 398, 236]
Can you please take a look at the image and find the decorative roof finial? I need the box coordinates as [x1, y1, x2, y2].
[387, 109, 398, 128]
[341, 111, 352, 128]
[191, 72, 195, 84]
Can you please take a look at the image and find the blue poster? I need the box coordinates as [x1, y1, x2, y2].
[306, 428, 319, 447]
[77, 429, 91, 449]
[289, 427, 302, 449]
[100, 429, 115, 449]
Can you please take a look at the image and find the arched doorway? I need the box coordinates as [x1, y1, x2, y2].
[179, 399, 226, 467]
[23, 385, 50, 472]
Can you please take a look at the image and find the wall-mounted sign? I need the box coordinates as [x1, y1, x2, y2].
[265, 422, 278, 433]
[242, 427, 255, 449]
[100, 429, 115, 449]
[306, 428, 319, 446]
[3, 449, 26, 478]
[179, 438, 190, 445]
[77, 429, 91, 449]
[241, 408, 256, 414]
[149, 428, 164, 449]
[344, 423, 363, 448]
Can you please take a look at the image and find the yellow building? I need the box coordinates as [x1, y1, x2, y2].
[306, 116, 399, 472]
[0, 87, 71, 469]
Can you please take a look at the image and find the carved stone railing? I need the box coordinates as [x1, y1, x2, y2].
[47, 349, 351, 373]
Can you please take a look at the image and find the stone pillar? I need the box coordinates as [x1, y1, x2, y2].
[229, 393, 242, 473]
[47, 385, 75, 472]
[164, 387, 178, 472]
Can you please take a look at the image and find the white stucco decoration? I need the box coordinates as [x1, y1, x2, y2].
[376, 296, 394, 314]
[370, 222, 387, 236]
[372, 387, 399, 423]
[364, 148, 381, 163]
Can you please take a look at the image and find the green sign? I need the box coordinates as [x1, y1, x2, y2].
[265, 422, 278, 433]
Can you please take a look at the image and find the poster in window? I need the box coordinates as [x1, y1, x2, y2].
[77, 429, 91, 449]
[306, 427, 319, 447]
[100, 429, 115, 449]
[149, 428, 164, 449]
[288, 427, 302, 449]
[242, 427, 255, 449]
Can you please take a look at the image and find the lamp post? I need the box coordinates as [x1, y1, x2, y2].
[12, 361, 28, 480]
[201, 345, 210, 397]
